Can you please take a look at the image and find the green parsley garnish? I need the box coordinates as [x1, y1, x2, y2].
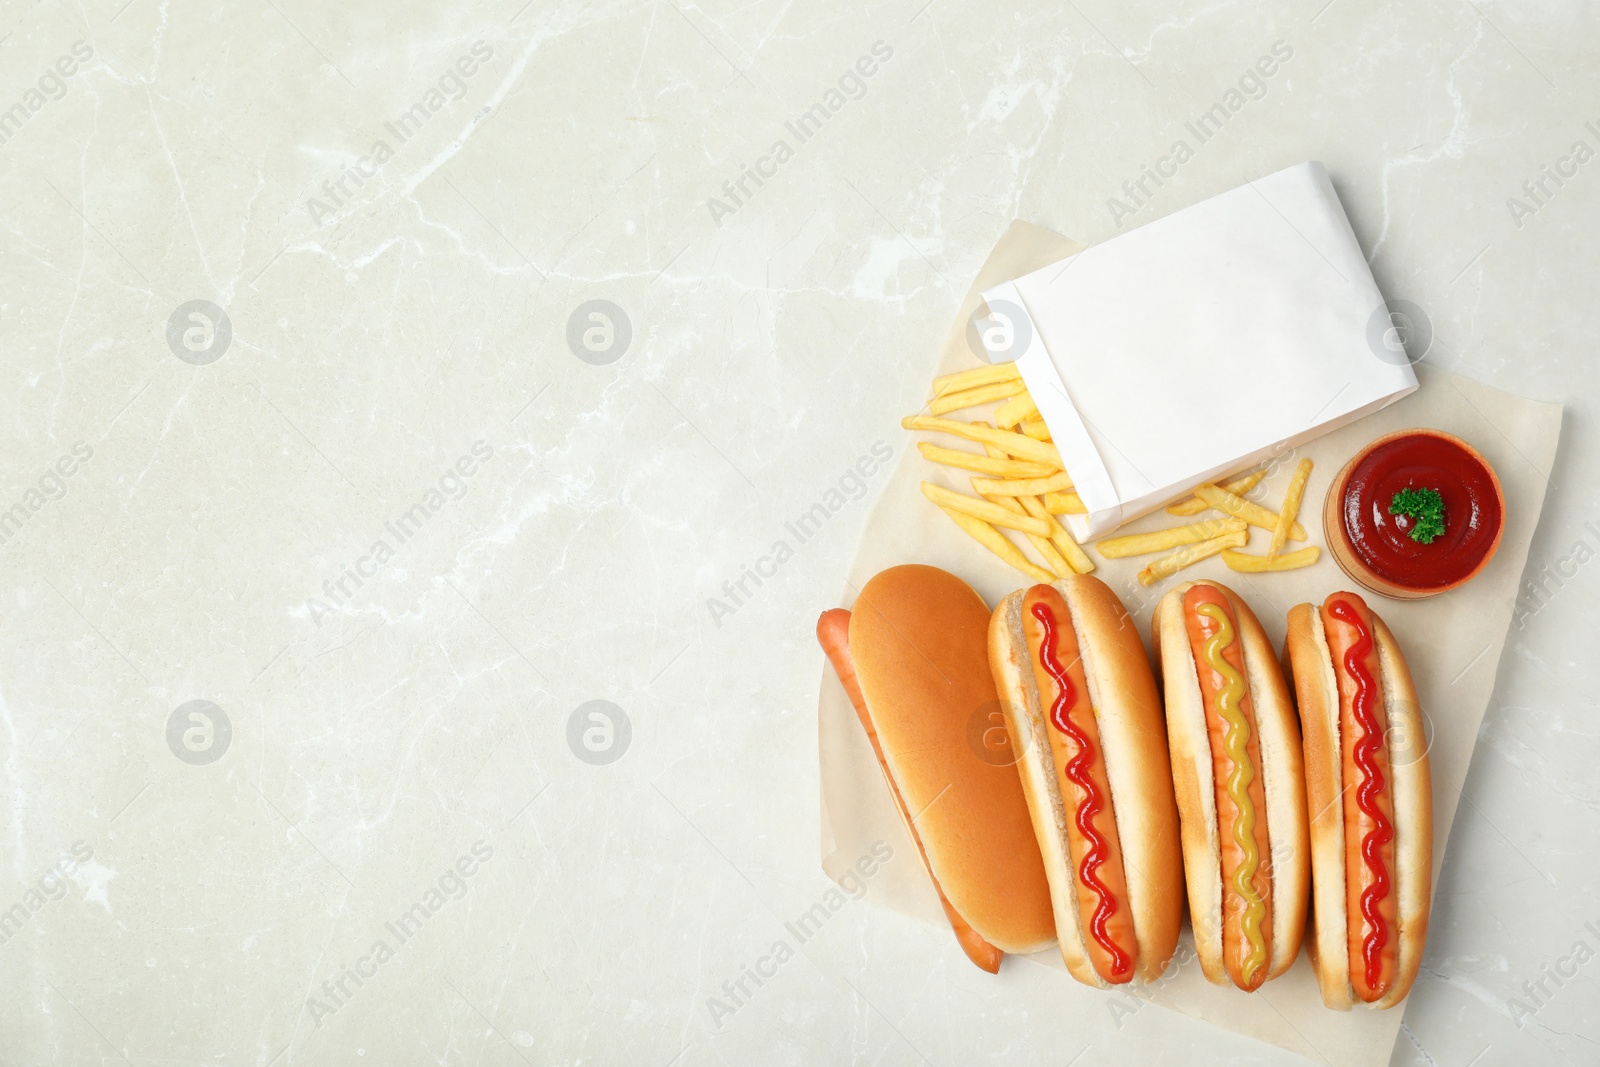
[1388, 487, 1446, 544]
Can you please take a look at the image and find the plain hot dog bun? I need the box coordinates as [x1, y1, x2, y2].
[989, 574, 1182, 986]
[1152, 579, 1309, 991]
[819, 608, 1004, 972]
[1284, 592, 1433, 1010]
[831, 565, 1055, 959]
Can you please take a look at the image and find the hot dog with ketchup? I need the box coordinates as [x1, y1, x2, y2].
[1153, 580, 1309, 991]
[1284, 591, 1433, 1009]
[989, 575, 1183, 986]
[816, 565, 1055, 971]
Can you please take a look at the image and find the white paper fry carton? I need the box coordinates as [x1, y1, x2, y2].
[978, 161, 1418, 539]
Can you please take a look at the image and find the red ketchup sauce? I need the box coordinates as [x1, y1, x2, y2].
[1341, 432, 1502, 591]
[1030, 600, 1132, 979]
[1328, 598, 1392, 993]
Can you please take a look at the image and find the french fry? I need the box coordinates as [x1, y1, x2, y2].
[1222, 546, 1322, 573]
[1027, 536, 1074, 580]
[936, 505, 1054, 583]
[1166, 470, 1266, 516]
[928, 379, 1027, 416]
[900, 416, 1064, 467]
[1136, 530, 1249, 587]
[1018, 495, 1095, 574]
[993, 391, 1039, 429]
[921, 482, 1051, 536]
[979, 486, 1071, 578]
[931, 362, 1020, 396]
[917, 443, 1055, 479]
[1018, 418, 1052, 441]
[1192, 483, 1306, 540]
[969, 471, 1074, 497]
[1042, 491, 1087, 515]
[1266, 458, 1314, 560]
[978, 433, 1092, 577]
[1095, 518, 1248, 559]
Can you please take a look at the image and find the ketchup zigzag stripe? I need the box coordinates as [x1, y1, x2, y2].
[1030, 601, 1132, 979]
[1329, 598, 1394, 993]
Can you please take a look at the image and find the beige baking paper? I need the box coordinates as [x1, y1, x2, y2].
[817, 220, 1563, 1067]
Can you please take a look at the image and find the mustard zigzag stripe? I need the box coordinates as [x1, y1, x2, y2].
[1196, 602, 1268, 985]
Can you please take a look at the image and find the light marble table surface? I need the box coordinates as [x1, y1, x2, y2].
[1, 1, 1596, 1065]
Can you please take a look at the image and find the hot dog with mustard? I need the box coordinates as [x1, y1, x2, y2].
[1153, 579, 1309, 991]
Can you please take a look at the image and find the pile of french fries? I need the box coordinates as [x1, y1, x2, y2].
[904, 363, 1093, 583]
[906, 364, 1321, 587]
[1111, 459, 1318, 585]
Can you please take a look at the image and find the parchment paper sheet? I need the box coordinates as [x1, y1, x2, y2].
[817, 220, 1563, 1067]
